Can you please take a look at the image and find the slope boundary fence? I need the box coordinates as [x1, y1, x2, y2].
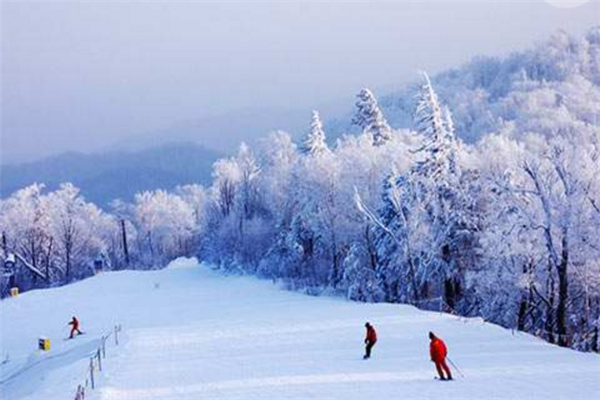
[73, 324, 123, 400]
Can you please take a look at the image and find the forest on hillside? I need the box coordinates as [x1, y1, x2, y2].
[1, 27, 599, 352]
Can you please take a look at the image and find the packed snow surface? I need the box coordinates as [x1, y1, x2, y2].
[1, 258, 599, 400]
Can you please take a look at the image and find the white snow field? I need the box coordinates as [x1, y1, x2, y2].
[1, 258, 599, 400]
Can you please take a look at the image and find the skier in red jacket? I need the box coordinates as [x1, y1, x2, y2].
[68, 316, 83, 339]
[364, 322, 377, 359]
[429, 331, 452, 380]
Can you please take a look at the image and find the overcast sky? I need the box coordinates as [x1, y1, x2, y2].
[1, 0, 598, 164]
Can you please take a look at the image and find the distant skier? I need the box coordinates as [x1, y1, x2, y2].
[68, 316, 83, 339]
[363, 322, 377, 359]
[429, 331, 452, 380]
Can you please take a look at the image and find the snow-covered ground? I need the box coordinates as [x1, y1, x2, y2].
[1, 258, 599, 400]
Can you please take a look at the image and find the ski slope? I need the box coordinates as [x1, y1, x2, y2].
[1, 258, 599, 400]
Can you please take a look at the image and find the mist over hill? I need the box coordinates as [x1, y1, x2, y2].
[0, 143, 220, 208]
[2, 26, 598, 211]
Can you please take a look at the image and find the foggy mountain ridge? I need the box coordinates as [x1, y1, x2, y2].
[104, 106, 327, 154]
[2, 26, 598, 210]
[0, 142, 220, 209]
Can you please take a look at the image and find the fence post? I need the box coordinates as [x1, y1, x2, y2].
[89, 358, 95, 390]
[76, 384, 85, 400]
[76, 326, 123, 397]
[97, 349, 102, 372]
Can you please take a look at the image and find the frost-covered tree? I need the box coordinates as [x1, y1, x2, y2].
[132, 190, 196, 266]
[211, 157, 241, 218]
[342, 243, 385, 302]
[287, 147, 342, 286]
[176, 184, 208, 232]
[362, 75, 481, 310]
[202, 143, 271, 270]
[0, 183, 115, 289]
[413, 73, 458, 180]
[45, 184, 100, 281]
[356, 172, 421, 303]
[352, 88, 392, 146]
[478, 132, 600, 348]
[0, 184, 54, 284]
[258, 131, 297, 224]
[301, 111, 330, 155]
[408, 74, 481, 309]
[237, 143, 262, 221]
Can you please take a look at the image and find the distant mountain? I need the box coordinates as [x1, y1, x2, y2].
[0, 142, 220, 208]
[107, 107, 319, 155]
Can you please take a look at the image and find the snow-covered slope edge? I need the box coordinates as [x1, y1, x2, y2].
[1, 258, 598, 400]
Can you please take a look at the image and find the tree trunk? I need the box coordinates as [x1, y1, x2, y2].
[545, 275, 556, 344]
[444, 278, 456, 311]
[45, 237, 53, 283]
[518, 261, 534, 331]
[65, 241, 72, 282]
[592, 325, 599, 353]
[1, 231, 7, 253]
[556, 235, 569, 347]
[121, 219, 130, 268]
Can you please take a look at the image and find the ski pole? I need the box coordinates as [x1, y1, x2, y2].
[447, 357, 465, 378]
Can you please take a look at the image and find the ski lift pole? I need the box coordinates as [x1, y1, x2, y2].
[447, 356, 465, 378]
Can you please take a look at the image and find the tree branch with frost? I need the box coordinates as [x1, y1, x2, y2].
[582, 181, 600, 216]
[522, 160, 560, 268]
[354, 187, 395, 241]
[353, 185, 420, 301]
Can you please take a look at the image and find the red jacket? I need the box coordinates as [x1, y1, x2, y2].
[69, 318, 79, 330]
[430, 337, 447, 363]
[366, 326, 377, 343]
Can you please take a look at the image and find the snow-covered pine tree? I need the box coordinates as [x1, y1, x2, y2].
[412, 73, 457, 182]
[352, 88, 392, 147]
[365, 74, 478, 309]
[442, 106, 459, 176]
[301, 111, 330, 155]
[410, 73, 477, 311]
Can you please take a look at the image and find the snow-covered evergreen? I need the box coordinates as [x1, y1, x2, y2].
[301, 111, 330, 156]
[352, 88, 393, 146]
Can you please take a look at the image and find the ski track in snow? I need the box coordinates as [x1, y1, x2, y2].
[1, 258, 599, 400]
